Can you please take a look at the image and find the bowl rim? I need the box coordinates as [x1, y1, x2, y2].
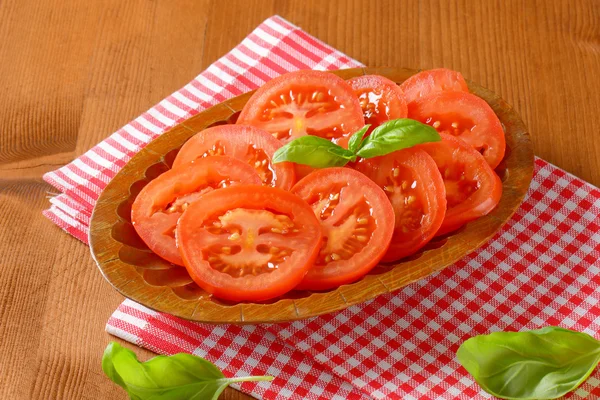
[89, 67, 534, 324]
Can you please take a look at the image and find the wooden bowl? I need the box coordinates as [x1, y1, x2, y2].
[89, 67, 534, 324]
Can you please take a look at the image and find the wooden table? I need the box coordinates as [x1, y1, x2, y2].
[1, 1, 598, 398]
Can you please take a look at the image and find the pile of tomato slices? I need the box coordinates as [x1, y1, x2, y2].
[131, 68, 505, 302]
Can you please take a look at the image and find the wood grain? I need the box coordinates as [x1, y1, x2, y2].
[0, 1, 598, 399]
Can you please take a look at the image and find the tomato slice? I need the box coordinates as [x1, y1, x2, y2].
[400, 68, 469, 105]
[416, 133, 502, 236]
[347, 75, 408, 131]
[354, 148, 446, 261]
[291, 168, 395, 290]
[173, 124, 295, 190]
[408, 91, 506, 169]
[237, 70, 364, 148]
[176, 185, 322, 302]
[131, 156, 261, 266]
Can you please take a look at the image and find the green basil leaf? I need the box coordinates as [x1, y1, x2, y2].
[347, 125, 370, 154]
[102, 342, 273, 400]
[457, 327, 600, 400]
[272, 135, 355, 168]
[355, 119, 441, 158]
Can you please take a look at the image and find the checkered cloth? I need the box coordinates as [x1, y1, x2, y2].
[43, 15, 600, 399]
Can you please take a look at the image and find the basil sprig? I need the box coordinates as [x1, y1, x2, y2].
[355, 119, 441, 158]
[272, 118, 440, 168]
[457, 327, 600, 399]
[102, 342, 273, 400]
[347, 125, 370, 154]
[271, 135, 356, 168]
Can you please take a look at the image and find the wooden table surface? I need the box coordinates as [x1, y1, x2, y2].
[1, 0, 598, 398]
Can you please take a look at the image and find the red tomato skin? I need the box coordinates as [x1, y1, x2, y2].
[408, 91, 506, 169]
[177, 185, 323, 302]
[416, 133, 502, 236]
[291, 168, 395, 290]
[131, 156, 261, 266]
[400, 68, 469, 106]
[354, 148, 447, 262]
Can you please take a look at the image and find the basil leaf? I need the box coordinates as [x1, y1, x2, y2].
[347, 125, 370, 154]
[102, 342, 273, 400]
[355, 119, 441, 158]
[272, 135, 355, 168]
[457, 327, 600, 400]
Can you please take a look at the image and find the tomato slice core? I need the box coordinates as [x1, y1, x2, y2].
[348, 75, 408, 131]
[409, 91, 506, 169]
[416, 133, 502, 235]
[177, 185, 322, 302]
[173, 124, 295, 190]
[131, 156, 261, 266]
[354, 148, 447, 261]
[237, 70, 364, 148]
[291, 168, 394, 290]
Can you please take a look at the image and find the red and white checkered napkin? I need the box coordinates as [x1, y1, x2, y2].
[43, 15, 600, 400]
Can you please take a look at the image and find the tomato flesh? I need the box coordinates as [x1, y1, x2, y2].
[177, 185, 322, 302]
[348, 75, 408, 131]
[409, 91, 506, 169]
[416, 133, 502, 235]
[354, 148, 446, 261]
[131, 156, 261, 266]
[400, 68, 469, 106]
[173, 124, 295, 190]
[237, 70, 364, 148]
[291, 168, 394, 290]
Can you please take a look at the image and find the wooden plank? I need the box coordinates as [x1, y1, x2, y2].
[0, 1, 598, 399]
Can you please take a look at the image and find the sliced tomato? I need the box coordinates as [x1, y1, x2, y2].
[408, 91, 506, 169]
[400, 68, 469, 105]
[131, 156, 261, 266]
[347, 75, 408, 131]
[176, 185, 322, 302]
[416, 133, 502, 236]
[173, 124, 295, 190]
[291, 168, 394, 290]
[354, 148, 446, 261]
[237, 70, 364, 148]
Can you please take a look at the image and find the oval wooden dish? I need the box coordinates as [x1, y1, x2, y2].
[89, 67, 534, 324]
